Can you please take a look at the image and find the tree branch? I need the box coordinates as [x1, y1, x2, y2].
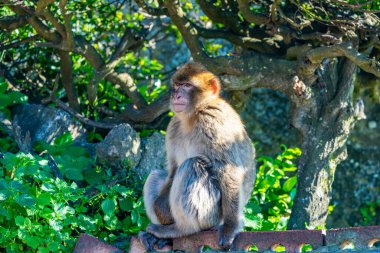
[134, 0, 167, 16]
[164, 0, 209, 63]
[197, 0, 247, 35]
[219, 54, 299, 96]
[57, 50, 80, 111]
[192, 21, 274, 53]
[118, 93, 170, 123]
[73, 36, 147, 108]
[236, 0, 270, 25]
[0, 35, 40, 50]
[302, 42, 380, 78]
[2, 0, 61, 42]
[0, 15, 29, 31]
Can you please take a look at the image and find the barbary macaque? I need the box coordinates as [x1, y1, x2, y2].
[142, 62, 256, 250]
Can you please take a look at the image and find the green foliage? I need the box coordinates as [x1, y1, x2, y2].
[0, 79, 28, 153]
[0, 79, 28, 118]
[34, 133, 92, 181]
[0, 133, 148, 252]
[244, 145, 301, 231]
[360, 199, 380, 225]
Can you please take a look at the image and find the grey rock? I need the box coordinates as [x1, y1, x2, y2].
[135, 132, 166, 179]
[12, 103, 86, 145]
[96, 124, 141, 168]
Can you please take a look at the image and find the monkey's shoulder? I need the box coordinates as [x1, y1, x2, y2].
[195, 100, 243, 128]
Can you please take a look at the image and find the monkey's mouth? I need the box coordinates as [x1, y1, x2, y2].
[172, 103, 187, 112]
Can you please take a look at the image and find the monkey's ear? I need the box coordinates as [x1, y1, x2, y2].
[209, 78, 220, 95]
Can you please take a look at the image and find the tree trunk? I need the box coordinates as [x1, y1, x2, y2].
[288, 59, 360, 229]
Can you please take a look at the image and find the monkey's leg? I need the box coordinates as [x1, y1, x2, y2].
[143, 169, 173, 225]
[217, 166, 244, 249]
[147, 156, 221, 238]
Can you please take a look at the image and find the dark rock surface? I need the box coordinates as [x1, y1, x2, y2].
[12, 103, 86, 145]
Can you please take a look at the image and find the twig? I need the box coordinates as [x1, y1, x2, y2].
[0, 35, 40, 50]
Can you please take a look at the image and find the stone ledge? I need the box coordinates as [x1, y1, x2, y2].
[74, 225, 380, 253]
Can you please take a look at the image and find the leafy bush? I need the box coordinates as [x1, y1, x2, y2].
[0, 135, 148, 252]
[244, 145, 301, 231]
[0, 127, 300, 252]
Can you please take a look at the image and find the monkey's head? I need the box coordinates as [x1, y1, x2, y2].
[170, 62, 221, 114]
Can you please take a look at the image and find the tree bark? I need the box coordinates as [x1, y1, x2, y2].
[288, 59, 360, 229]
[58, 50, 80, 111]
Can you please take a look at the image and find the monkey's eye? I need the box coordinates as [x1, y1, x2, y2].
[184, 83, 192, 88]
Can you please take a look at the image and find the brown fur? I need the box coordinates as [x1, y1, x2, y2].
[143, 62, 256, 250]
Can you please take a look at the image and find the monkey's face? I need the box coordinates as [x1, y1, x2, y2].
[170, 82, 195, 113]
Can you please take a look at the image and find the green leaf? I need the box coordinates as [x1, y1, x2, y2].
[0, 94, 12, 108]
[54, 132, 73, 146]
[101, 198, 116, 215]
[25, 236, 41, 249]
[283, 176, 297, 192]
[15, 216, 25, 227]
[41, 183, 56, 192]
[244, 215, 262, 230]
[15, 194, 35, 208]
[7, 91, 28, 104]
[0, 190, 8, 201]
[244, 202, 262, 215]
[0, 82, 7, 94]
[119, 197, 134, 212]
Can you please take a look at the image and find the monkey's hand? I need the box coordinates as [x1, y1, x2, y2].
[217, 225, 238, 250]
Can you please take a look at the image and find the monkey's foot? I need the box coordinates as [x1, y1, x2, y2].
[139, 231, 172, 252]
[217, 227, 237, 250]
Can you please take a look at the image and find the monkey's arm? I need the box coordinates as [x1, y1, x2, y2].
[153, 159, 177, 225]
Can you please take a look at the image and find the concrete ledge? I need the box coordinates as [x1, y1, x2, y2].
[74, 226, 380, 253]
[73, 234, 123, 253]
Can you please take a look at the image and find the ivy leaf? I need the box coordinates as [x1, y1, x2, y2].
[101, 198, 116, 215]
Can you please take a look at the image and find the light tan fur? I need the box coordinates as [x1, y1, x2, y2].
[143, 62, 256, 249]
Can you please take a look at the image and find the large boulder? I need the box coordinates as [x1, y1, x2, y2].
[12, 103, 86, 145]
[135, 132, 166, 179]
[96, 124, 141, 168]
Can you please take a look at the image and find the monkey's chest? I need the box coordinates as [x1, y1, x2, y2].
[172, 135, 203, 166]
